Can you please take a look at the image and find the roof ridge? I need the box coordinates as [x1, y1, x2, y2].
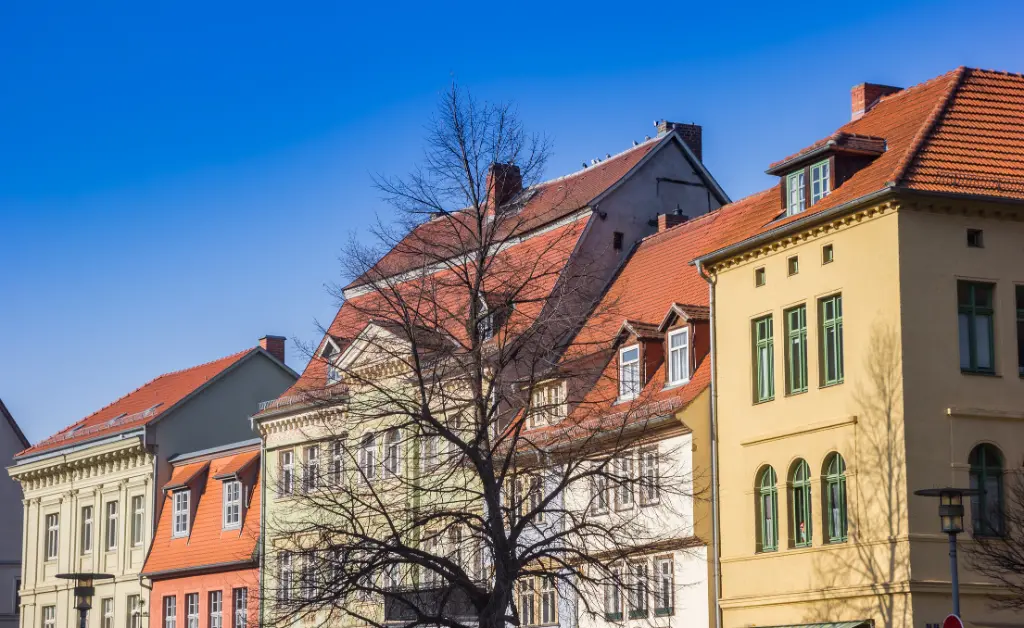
[966, 67, 1024, 80]
[42, 347, 255, 442]
[889, 66, 968, 187]
[534, 135, 663, 188]
[637, 187, 778, 246]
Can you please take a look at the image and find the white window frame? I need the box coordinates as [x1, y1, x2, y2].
[421, 434, 439, 472]
[223, 480, 242, 529]
[45, 513, 59, 560]
[787, 170, 806, 216]
[810, 159, 831, 205]
[209, 591, 223, 628]
[280, 450, 294, 495]
[172, 490, 190, 538]
[302, 446, 319, 493]
[185, 593, 199, 628]
[131, 495, 145, 547]
[81, 506, 93, 554]
[232, 588, 247, 628]
[42, 606, 55, 628]
[278, 552, 293, 602]
[384, 429, 401, 477]
[618, 345, 641, 401]
[667, 328, 690, 386]
[164, 596, 177, 628]
[330, 440, 344, 486]
[105, 501, 118, 551]
[654, 556, 674, 616]
[128, 594, 142, 628]
[358, 434, 376, 481]
[529, 382, 566, 429]
[614, 454, 635, 510]
[101, 597, 114, 628]
[639, 448, 660, 506]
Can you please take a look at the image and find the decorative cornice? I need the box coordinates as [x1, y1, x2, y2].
[10, 442, 152, 492]
[741, 415, 858, 447]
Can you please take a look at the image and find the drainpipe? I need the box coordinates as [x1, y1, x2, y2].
[258, 426, 267, 628]
[696, 260, 722, 628]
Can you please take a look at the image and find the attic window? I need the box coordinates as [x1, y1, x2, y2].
[667, 329, 690, 386]
[786, 159, 831, 216]
[322, 343, 341, 386]
[529, 381, 566, 429]
[967, 229, 984, 248]
[618, 345, 641, 401]
[172, 490, 190, 537]
[223, 480, 242, 530]
[477, 295, 495, 341]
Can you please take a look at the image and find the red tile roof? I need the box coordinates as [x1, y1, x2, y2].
[701, 67, 1024, 260]
[163, 461, 209, 491]
[214, 450, 260, 480]
[144, 445, 261, 576]
[18, 348, 256, 458]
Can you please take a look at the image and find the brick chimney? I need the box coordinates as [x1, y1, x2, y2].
[657, 120, 702, 162]
[485, 163, 523, 210]
[259, 335, 286, 363]
[657, 211, 689, 232]
[851, 83, 902, 121]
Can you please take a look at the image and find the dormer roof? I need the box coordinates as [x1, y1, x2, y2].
[162, 461, 209, 492]
[765, 132, 887, 175]
[617, 320, 662, 342]
[657, 303, 710, 332]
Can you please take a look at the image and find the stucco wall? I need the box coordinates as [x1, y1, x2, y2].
[148, 570, 258, 628]
[0, 416, 26, 627]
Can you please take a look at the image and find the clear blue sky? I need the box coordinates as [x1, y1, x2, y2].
[2, 0, 1021, 444]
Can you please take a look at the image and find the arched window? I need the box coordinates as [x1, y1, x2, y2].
[790, 460, 812, 548]
[970, 444, 1004, 536]
[824, 453, 847, 543]
[757, 467, 778, 552]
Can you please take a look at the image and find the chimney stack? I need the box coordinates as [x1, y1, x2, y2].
[485, 163, 523, 211]
[259, 335, 286, 363]
[851, 83, 902, 121]
[657, 120, 702, 162]
[657, 211, 689, 232]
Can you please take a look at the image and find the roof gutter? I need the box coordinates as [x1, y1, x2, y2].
[694, 186, 896, 267]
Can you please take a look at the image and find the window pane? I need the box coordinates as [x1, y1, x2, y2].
[959, 313, 972, 369]
[975, 314, 993, 369]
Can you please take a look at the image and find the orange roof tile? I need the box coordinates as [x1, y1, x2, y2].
[19, 348, 256, 458]
[213, 450, 260, 480]
[144, 446, 261, 576]
[163, 461, 209, 491]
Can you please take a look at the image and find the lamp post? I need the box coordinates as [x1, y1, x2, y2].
[914, 488, 980, 618]
[56, 573, 114, 628]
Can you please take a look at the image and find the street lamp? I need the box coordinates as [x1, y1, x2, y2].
[56, 573, 114, 628]
[914, 487, 980, 618]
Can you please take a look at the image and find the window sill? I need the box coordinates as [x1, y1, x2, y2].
[961, 369, 999, 378]
[654, 608, 674, 617]
[614, 396, 638, 406]
[756, 548, 778, 554]
[786, 388, 808, 397]
[820, 380, 844, 389]
[662, 379, 690, 392]
[604, 614, 623, 622]
[629, 611, 649, 620]
[827, 537, 848, 544]
[639, 500, 660, 508]
[753, 397, 775, 405]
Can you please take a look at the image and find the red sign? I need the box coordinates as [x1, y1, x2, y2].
[943, 615, 964, 628]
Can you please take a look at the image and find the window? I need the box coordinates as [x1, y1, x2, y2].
[81, 506, 93, 554]
[757, 467, 778, 552]
[825, 453, 848, 543]
[820, 295, 844, 385]
[421, 434, 439, 471]
[810, 159, 831, 204]
[604, 564, 623, 620]
[785, 305, 808, 395]
[42, 606, 55, 628]
[592, 473, 609, 514]
[540, 576, 557, 625]
[628, 561, 648, 619]
[358, 434, 377, 480]
[232, 588, 248, 628]
[163, 596, 177, 628]
[322, 343, 341, 386]
[1018, 286, 1024, 377]
[300, 553, 316, 600]
[128, 594, 142, 628]
[45, 513, 59, 560]
[185, 593, 199, 628]
[970, 444, 1004, 536]
[967, 228, 984, 248]
[477, 295, 495, 341]
[639, 449, 659, 506]
[667, 329, 690, 385]
[754, 267, 766, 287]
[302, 445, 319, 493]
[787, 170, 806, 216]
[172, 491, 189, 537]
[787, 255, 799, 276]
[209, 591, 223, 628]
[131, 495, 144, 547]
[753, 315, 774, 402]
[279, 451, 294, 495]
[653, 557, 673, 616]
[106, 501, 119, 550]
[102, 598, 114, 628]
[618, 345, 640, 401]
[223, 480, 242, 529]
[527, 475, 544, 522]
[383, 429, 401, 477]
[614, 454, 635, 510]
[613, 231, 624, 251]
[519, 577, 536, 626]
[822, 243, 834, 264]
[790, 460, 812, 548]
[330, 440, 344, 486]
[529, 382, 566, 428]
[958, 281, 994, 373]
[278, 552, 293, 602]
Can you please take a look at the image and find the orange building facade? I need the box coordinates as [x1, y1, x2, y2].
[143, 441, 262, 628]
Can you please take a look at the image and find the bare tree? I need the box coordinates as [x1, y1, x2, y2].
[967, 471, 1024, 609]
[261, 85, 694, 628]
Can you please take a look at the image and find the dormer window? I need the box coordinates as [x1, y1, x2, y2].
[172, 490, 190, 537]
[223, 480, 242, 529]
[810, 160, 831, 204]
[529, 381, 566, 429]
[786, 171, 805, 216]
[667, 329, 690, 386]
[786, 159, 832, 216]
[618, 345, 641, 401]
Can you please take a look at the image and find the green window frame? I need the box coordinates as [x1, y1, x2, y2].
[1015, 286, 1023, 376]
[785, 305, 808, 394]
[790, 460, 813, 548]
[810, 159, 831, 204]
[753, 316, 775, 402]
[820, 294, 844, 386]
[757, 467, 778, 552]
[786, 171, 806, 216]
[825, 453, 848, 543]
[970, 444, 1004, 537]
[958, 281, 995, 373]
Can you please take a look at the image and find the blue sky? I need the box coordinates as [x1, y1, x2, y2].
[2, 0, 1022, 444]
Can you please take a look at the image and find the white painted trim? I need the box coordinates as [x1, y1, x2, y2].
[617, 344, 641, 402]
[666, 328, 691, 387]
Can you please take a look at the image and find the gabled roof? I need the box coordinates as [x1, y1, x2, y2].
[18, 345, 279, 459]
[658, 303, 710, 331]
[143, 442, 261, 577]
[0, 398, 30, 449]
[699, 67, 1024, 263]
[163, 461, 209, 492]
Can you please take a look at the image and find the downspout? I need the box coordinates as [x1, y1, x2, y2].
[257, 419, 267, 628]
[696, 260, 722, 628]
